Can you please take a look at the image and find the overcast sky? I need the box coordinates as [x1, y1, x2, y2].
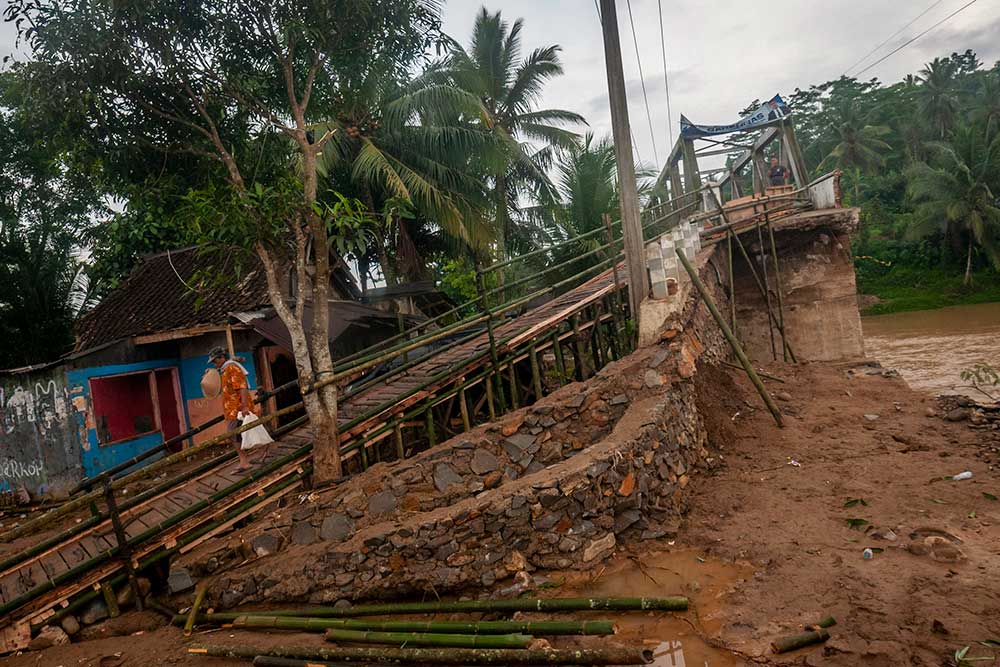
[2, 0, 998, 171]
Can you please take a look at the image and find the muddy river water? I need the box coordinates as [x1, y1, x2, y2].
[862, 301, 1000, 398]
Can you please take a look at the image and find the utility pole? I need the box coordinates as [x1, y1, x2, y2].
[599, 0, 648, 328]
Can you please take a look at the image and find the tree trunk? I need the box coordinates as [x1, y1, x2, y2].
[495, 171, 509, 260]
[964, 234, 974, 287]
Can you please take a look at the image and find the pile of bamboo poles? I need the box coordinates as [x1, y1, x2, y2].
[182, 596, 689, 665]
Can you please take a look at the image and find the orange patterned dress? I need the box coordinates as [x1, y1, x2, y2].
[221, 364, 248, 421]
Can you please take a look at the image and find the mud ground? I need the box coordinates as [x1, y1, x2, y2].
[6, 360, 999, 667]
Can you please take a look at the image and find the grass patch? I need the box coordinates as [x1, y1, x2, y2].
[859, 266, 1000, 315]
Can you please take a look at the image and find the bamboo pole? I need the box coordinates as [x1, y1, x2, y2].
[103, 479, 142, 611]
[675, 248, 783, 428]
[602, 213, 626, 354]
[458, 386, 471, 432]
[393, 422, 405, 460]
[230, 616, 617, 636]
[184, 581, 209, 636]
[324, 628, 533, 649]
[425, 399, 436, 449]
[754, 216, 777, 361]
[720, 361, 785, 383]
[190, 643, 655, 665]
[727, 230, 736, 334]
[179, 597, 688, 624]
[528, 342, 543, 401]
[764, 211, 789, 362]
[551, 330, 567, 383]
[727, 225, 798, 363]
[476, 268, 507, 413]
[508, 362, 520, 410]
[771, 629, 830, 654]
[570, 315, 586, 381]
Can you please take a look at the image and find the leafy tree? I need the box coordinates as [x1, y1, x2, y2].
[431, 7, 585, 259]
[0, 72, 107, 368]
[7, 0, 444, 481]
[905, 125, 1000, 285]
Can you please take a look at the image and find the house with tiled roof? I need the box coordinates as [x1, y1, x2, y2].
[0, 246, 416, 499]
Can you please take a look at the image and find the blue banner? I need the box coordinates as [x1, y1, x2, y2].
[680, 95, 791, 139]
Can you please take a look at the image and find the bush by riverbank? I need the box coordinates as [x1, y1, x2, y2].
[858, 265, 1000, 315]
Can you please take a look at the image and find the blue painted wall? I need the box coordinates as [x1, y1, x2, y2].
[66, 351, 258, 480]
[66, 358, 179, 479]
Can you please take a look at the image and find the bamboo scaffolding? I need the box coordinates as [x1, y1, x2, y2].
[675, 247, 783, 428]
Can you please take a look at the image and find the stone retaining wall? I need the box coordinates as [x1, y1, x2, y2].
[207, 248, 732, 608]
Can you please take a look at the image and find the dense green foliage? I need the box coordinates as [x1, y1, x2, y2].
[787, 50, 1000, 311]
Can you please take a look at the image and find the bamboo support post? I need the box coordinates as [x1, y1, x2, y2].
[484, 374, 497, 421]
[675, 248, 784, 428]
[570, 314, 587, 380]
[458, 386, 471, 432]
[508, 362, 520, 410]
[103, 480, 142, 611]
[551, 330, 567, 383]
[101, 582, 120, 618]
[476, 268, 506, 413]
[727, 227, 797, 362]
[230, 615, 617, 636]
[727, 230, 736, 334]
[394, 423, 404, 460]
[425, 399, 436, 449]
[528, 342, 543, 401]
[771, 629, 830, 654]
[324, 628, 533, 649]
[754, 216, 777, 360]
[764, 211, 789, 362]
[190, 643, 655, 665]
[602, 213, 626, 352]
[589, 307, 604, 370]
[184, 581, 209, 636]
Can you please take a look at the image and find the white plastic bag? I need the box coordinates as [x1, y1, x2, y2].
[239, 411, 273, 451]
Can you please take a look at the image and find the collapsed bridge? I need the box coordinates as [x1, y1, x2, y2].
[0, 122, 862, 651]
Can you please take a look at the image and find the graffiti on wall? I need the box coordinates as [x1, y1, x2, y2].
[0, 377, 78, 497]
[0, 381, 72, 436]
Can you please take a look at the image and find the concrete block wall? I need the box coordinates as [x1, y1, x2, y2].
[645, 220, 702, 300]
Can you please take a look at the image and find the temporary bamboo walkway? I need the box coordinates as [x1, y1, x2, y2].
[0, 261, 629, 651]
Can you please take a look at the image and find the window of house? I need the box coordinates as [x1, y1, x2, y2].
[90, 368, 183, 446]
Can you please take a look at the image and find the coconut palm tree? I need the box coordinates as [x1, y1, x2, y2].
[523, 133, 652, 282]
[431, 7, 586, 260]
[917, 57, 960, 139]
[818, 97, 892, 201]
[971, 73, 1000, 142]
[317, 72, 498, 286]
[905, 125, 1000, 286]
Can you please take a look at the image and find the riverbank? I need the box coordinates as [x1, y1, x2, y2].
[857, 265, 1000, 315]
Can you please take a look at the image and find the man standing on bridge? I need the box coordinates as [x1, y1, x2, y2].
[768, 156, 790, 187]
[209, 346, 254, 471]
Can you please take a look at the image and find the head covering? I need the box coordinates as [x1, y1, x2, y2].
[207, 346, 228, 366]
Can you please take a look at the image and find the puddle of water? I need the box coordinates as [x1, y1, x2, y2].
[862, 302, 1000, 397]
[553, 548, 754, 666]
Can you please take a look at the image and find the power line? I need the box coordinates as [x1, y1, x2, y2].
[594, 0, 644, 165]
[854, 0, 980, 78]
[657, 0, 675, 150]
[625, 0, 659, 164]
[844, 0, 945, 76]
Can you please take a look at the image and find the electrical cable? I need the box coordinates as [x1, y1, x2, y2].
[844, 0, 945, 76]
[854, 0, 980, 78]
[657, 0, 675, 150]
[625, 0, 660, 164]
